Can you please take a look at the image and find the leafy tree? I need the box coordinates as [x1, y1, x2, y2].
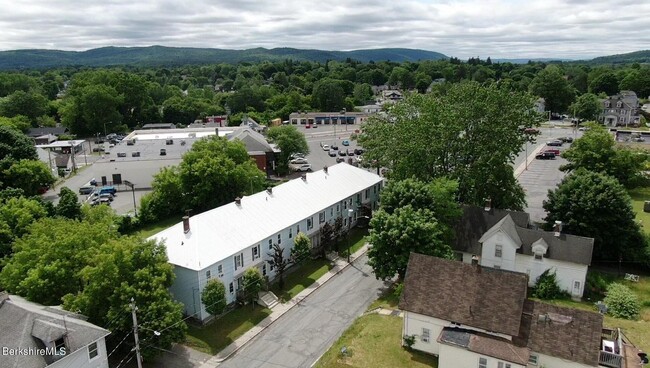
[74, 84, 124, 135]
[291, 232, 311, 264]
[319, 222, 334, 253]
[63, 237, 186, 360]
[0, 90, 49, 123]
[312, 79, 346, 111]
[532, 269, 567, 300]
[560, 124, 648, 188]
[267, 243, 289, 290]
[0, 125, 37, 161]
[529, 65, 575, 113]
[201, 279, 228, 317]
[3, 160, 55, 196]
[267, 125, 309, 173]
[604, 283, 640, 320]
[619, 68, 650, 98]
[543, 169, 644, 261]
[569, 93, 602, 122]
[359, 82, 537, 210]
[0, 209, 119, 305]
[242, 268, 264, 305]
[0, 116, 31, 132]
[353, 83, 374, 105]
[367, 206, 454, 280]
[56, 187, 82, 220]
[589, 72, 619, 96]
[0, 195, 48, 260]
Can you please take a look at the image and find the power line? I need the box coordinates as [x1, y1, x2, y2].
[107, 331, 133, 359]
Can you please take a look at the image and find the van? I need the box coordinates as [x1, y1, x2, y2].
[99, 186, 116, 195]
[79, 186, 95, 195]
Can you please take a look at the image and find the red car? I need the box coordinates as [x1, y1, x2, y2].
[544, 148, 561, 156]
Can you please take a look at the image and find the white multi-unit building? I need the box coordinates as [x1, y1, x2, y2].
[399, 254, 642, 368]
[149, 163, 383, 322]
[453, 205, 594, 299]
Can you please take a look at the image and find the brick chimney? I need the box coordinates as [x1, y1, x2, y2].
[182, 216, 190, 234]
[323, 166, 328, 174]
[301, 174, 307, 182]
[235, 197, 242, 206]
[266, 186, 273, 195]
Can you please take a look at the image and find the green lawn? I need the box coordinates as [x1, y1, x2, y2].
[628, 187, 650, 232]
[538, 272, 650, 352]
[271, 258, 333, 302]
[334, 228, 368, 257]
[313, 314, 438, 368]
[135, 216, 180, 238]
[367, 284, 400, 311]
[184, 305, 272, 355]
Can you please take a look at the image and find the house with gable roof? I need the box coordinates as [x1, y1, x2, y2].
[400, 253, 643, 368]
[0, 293, 110, 368]
[453, 205, 594, 299]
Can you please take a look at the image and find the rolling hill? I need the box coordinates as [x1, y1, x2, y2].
[0, 46, 448, 70]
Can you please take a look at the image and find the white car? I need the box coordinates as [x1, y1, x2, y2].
[294, 164, 312, 172]
[290, 158, 309, 164]
[322, 144, 330, 151]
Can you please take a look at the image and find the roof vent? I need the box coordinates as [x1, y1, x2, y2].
[301, 174, 307, 182]
[484, 198, 492, 212]
[323, 166, 328, 174]
[553, 221, 563, 237]
[266, 186, 272, 195]
[182, 216, 190, 234]
[235, 197, 242, 206]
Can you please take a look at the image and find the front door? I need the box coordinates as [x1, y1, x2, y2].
[572, 280, 582, 297]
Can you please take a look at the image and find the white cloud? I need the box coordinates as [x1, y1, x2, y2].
[0, 0, 648, 59]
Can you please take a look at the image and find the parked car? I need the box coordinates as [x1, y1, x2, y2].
[290, 153, 305, 159]
[290, 158, 309, 164]
[322, 144, 330, 151]
[342, 140, 350, 146]
[99, 193, 114, 202]
[544, 148, 561, 156]
[633, 137, 646, 142]
[79, 186, 95, 195]
[98, 186, 116, 195]
[523, 128, 540, 135]
[305, 124, 311, 129]
[294, 164, 312, 172]
[354, 148, 364, 155]
[330, 144, 339, 150]
[91, 197, 111, 206]
[535, 152, 556, 160]
[336, 157, 345, 163]
[328, 149, 337, 157]
[347, 149, 355, 156]
[338, 150, 347, 156]
[546, 140, 563, 146]
[558, 136, 574, 143]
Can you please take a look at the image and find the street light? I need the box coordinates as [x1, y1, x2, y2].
[346, 208, 354, 263]
[124, 180, 137, 216]
[341, 108, 347, 132]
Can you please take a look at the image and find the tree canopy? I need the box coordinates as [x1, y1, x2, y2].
[529, 65, 576, 114]
[201, 279, 227, 317]
[358, 81, 538, 210]
[267, 125, 309, 173]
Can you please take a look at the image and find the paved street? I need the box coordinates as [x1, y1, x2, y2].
[217, 254, 388, 368]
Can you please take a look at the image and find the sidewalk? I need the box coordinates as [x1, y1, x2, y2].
[199, 244, 370, 367]
[514, 143, 545, 178]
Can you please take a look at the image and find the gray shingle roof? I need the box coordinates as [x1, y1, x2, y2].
[514, 300, 602, 366]
[0, 294, 110, 368]
[27, 127, 68, 137]
[227, 128, 273, 153]
[439, 328, 530, 365]
[399, 253, 528, 337]
[454, 205, 594, 265]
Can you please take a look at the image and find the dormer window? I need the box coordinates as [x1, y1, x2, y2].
[617, 101, 623, 108]
[54, 337, 66, 356]
[604, 101, 610, 108]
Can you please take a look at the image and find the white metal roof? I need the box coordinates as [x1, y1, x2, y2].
[149, 163, 382, 271]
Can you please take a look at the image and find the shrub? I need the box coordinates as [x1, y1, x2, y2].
[201, 279, 227, 317]
[585, 272, 610, 300]
[604, 283, 640, 320]
[532, 269, 568, 300]
[403, 334, 416, 350]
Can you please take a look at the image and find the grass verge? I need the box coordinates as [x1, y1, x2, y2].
[628, 187, 650, 232]
[184, 305, 272, 355]
[271, 258, 333, 302]
[367, 283, 400, 311]
[313, 314, 438, 368]
[335, 227, 368, 257]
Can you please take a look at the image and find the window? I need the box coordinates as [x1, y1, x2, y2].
[534, 253, 543, 261]
[421, 328, 430, 343]
[88, 341, 98, 359]
[365, 189, 369, 199]
[356, 193, 361, 203]
[330, 208, 334, 217]
[289, 228, 293, 239]
[528, 354, 538, 365]
[373, 185, 377, 194]
[307, 217, 313, 230]
[336, 204, 340, 212]
[297, 224, 300, 233]
[495, 244, 502, 258]
[234, 253, 243, 270]
[229, 282, 234, 293]
[478, 357, 487, 368]
[206, 270, 212, 280]
[262, 264, 267, 276]
[54, 338, 66, 355]
[349, 198, 352, 206]
[497, 363, 511, 368]
[277, 233, 281, 244]
[269, 239, 273, 250]
[344, 201, 347, 209]
[270, 261, 274, 271]
[344, 218, 347, 227]
[319, 211, 325, 223]
[252, 245, 260, 260]
[217, 264, 223, 276]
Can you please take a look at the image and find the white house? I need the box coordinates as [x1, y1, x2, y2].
[453, 205, 594, 299]
[0, 293, 110, 368]
[399, 254, 642, 368]
[149, 163, 383, 322]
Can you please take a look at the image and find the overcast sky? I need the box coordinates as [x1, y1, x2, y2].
[1, 0, 648, 60]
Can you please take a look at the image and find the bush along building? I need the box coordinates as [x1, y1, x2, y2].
[149, 163, 383, 322]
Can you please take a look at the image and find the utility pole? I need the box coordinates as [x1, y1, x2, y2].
[130, 298, 143, 368]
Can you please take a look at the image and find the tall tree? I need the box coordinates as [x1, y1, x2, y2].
[3, 159, 55, 196]
[267, 243, 289, 290]
[529, 65, 576, 113]
[589, 72, 620, 96]
[569, 93, 602, 122]
[56, 187, 82, 220]
[291, 232, 311, 264]
[368, 206, 454, 280]
[0, 195, 48, 261]
[311, 79, 345, 112]
[543, 169, 644, 261]
[242, 268, 264, 305]
[358, 81, 538, 210]
[267, 125, 309, 174]
[0, 90, 49, 123]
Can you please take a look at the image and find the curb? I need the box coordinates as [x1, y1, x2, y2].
[514, 143, 545, 179]
[205, 248, 369, 367]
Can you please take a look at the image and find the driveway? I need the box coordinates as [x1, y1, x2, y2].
[217, 254, 388, 368]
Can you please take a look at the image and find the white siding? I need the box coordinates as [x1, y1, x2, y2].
[48, 338, 109, 368]
[169, 266, 202, 319]
[439, 343, 526, 368]
[480, 231, 518, 270]
[515, 254, 587, 298]
[533, 352, 597, 368]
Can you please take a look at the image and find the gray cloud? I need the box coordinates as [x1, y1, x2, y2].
[0, 0, 648, 59]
